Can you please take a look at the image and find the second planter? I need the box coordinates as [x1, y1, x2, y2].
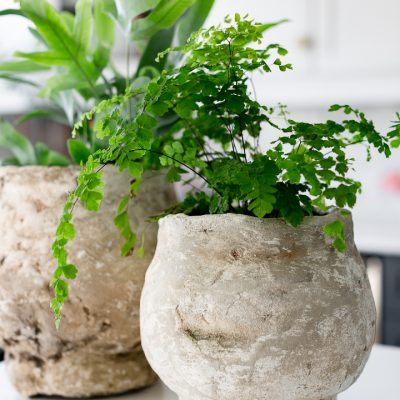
[0, 166, 175, 398]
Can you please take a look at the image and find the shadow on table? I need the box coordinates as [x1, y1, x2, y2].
[29, 380, 163, 400]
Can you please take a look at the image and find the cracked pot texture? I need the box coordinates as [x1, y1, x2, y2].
[0, 166, 175, 398]
[140, 212, 376, 400]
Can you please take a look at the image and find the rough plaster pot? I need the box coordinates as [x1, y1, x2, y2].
[141, 212, 376, 400]
[0, 166, 175, 398]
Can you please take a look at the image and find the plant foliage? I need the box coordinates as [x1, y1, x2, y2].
[0, 0, 214, 165]
[51, 15, 400, 325]
[0, 119, 68, 166]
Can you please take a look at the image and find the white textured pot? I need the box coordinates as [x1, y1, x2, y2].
[141, 212, 376, 400]
[0, 166, 175, 398]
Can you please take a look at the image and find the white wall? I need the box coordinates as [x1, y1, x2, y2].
[208, 0, 400, 77]
[208, 1, 400, 253]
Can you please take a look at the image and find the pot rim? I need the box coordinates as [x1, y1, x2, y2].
[155, 209, 356, 255]
[0, 164, 77, 171]
[160, 208, 345, 222]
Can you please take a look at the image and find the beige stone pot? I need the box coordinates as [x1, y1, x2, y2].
[0, 166, 175, 398]
[140, 212, 376, 400]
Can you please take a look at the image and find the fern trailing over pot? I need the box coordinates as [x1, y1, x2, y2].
[51, 14, 400, 324]
[0, 0, 214, 165]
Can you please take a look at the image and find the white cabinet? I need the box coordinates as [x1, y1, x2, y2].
[318, 0, 400, 76]
[209, 1, 400, 253]
[207, 0, 314, 73]
[208, 0, 400, 77]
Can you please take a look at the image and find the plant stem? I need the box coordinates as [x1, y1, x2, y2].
[101, 72, 113, 97]
[126, 41, 133, 118]
[226, 39, 240, 160]
[70, 163, 108, 213]
[183, 119, 211, 163]
[128, 147, 223, 197]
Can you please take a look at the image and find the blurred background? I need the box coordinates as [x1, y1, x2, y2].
[0, 0, 399, 354]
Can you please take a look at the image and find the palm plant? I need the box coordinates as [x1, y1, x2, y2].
[0, 0, 214, 165]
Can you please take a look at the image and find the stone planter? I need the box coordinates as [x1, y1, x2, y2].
[0, 166, 175, 398]
[140, 212, 376, 400]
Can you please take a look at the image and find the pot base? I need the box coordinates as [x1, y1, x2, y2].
[180, 397, 337, 400]
[5, 348, 156, 398]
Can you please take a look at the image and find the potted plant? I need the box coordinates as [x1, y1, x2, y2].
[50, 15, 400, 400]
[0, 0, 214, 397]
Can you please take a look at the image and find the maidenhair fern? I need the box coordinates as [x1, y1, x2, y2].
[51, 15, 400, 325]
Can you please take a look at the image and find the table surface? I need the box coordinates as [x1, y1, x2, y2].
[0, 344, 399, 400]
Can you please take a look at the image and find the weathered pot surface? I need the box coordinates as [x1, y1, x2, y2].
[0, 166, 175, 398]
[140, 211, 376, 400]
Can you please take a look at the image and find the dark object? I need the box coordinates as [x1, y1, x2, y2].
[0, 348, 4, 362]
[382, 256, 400, 346]
[61, 0, 76, 13]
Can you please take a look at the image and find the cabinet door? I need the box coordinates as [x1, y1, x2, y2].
[209, 0, 400, 76]
[207, 0, 317, 73]
[318, 0, 400, 75]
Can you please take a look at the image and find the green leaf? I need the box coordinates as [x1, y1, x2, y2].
[233, 19, 288, 47]
[15, 51, 72, 67]
[0, 9, 25, 17]
[0, 60, 49, 73]
[329, 104, 342, 112]
[60, 11, 75, 32]
[0, 73, 38, 87]
[247, 192, 276, 218]
[93, 0, 115, 69]
[109, 0, 160, 34]
[147, 101, 170, 116]
[15, 109, 69, 126]
[166, 166, 181, 182]
[277, 47, 288, 56]
[63, 264, 78, 279]
[128, 161, 143, 178]
[136, 113, 157, 128]
[1, 156, 20, 165]
[67, 139, 91, 165]
[0, 120, 36, 165]
[114, 195, 137, 256]
[175, 0, 214, 46]
[54, 278, 69, 299]
[242, 158, 278, 218]
[136, 26, 175, 73]
[84, 190, 103, 211]
[47, 150, 70, 166]
[20, 0, 100, 97]
[131, 0, 197, 40]
[323, 219, 344, 237]
[172, 141, 184, 153]
[333, 237, 347, 253]
[163, 144, 174, 156]
[34, 142, 69, 166]
[73, 0, 93, 53]
[391, 138, 400, 148]
[159, 155, 172, 166]
[94, 0, 115, 47]
[117, 195, 130, 214]
[56, 221, 76, 241]
[121, 233, 137, 256]
[40, 74, 90, 98]
[275, 183, 305, 226]
[125, 0, 160, 18]
[323, 219, 347, 252]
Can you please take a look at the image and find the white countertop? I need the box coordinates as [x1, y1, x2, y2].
[0, 344, 399, 400]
